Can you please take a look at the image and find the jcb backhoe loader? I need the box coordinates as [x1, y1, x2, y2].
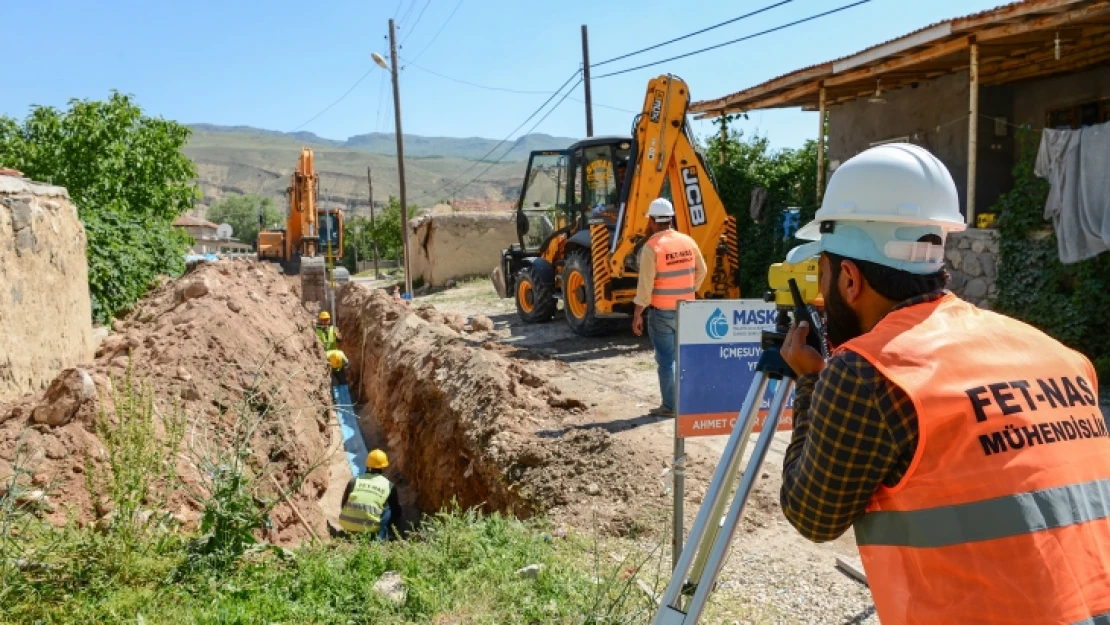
[492, 74, 740, 337]
[257, 147, 350, 303]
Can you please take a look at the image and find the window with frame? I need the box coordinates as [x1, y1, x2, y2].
[1045, 97, 1110, 130]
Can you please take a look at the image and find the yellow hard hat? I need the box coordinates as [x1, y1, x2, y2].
[367, 449, 389, 469]
[327, 349, 347, 371]
[318, 311, 331, 323]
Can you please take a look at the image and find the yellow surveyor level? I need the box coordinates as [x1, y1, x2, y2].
[765, 257, 822, 310]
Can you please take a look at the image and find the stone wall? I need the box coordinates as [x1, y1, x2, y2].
[407, 212, 516, 287]
[0, 174, 95, 400]
[945, 228, 999, 308]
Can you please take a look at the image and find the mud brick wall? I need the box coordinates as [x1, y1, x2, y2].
[0, 175, 94, 400]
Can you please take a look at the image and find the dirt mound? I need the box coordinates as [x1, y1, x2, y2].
[0, 260, 333, 544]
[336, 284, 665, 529]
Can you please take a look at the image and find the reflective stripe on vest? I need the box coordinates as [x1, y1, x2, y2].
[646, 231, 697, 310]
[338, 474, 391, 534]
[841, 294, 1110, 625]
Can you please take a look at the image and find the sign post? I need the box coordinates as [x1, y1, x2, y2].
[671, 298, 795, 569]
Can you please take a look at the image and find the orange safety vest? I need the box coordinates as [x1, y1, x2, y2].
[840, 293, 1110, 625]
[646, 231, 698, 310]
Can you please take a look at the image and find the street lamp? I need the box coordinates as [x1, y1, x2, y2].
[371, 21, 413, 299]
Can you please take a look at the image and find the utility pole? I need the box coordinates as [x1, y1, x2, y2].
[581, 24, 594, 138]
[367, 166, 381, 279]
[388, 18, 413, 297]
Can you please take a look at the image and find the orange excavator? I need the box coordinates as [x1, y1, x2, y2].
[257, 147, 349, 302]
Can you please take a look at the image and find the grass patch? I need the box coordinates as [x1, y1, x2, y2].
[2, 508, 661, 624]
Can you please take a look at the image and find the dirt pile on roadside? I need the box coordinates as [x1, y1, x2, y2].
[336, 283, 666, 530]
[0, 260, 333, 544]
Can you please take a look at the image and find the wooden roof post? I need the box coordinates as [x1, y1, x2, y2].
[967, 38, 979, 226]
[719, 118, 727, 165]
[817, 83, 827, 204]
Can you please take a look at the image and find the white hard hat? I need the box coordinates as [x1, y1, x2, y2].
[646, 198, 675, 221]
[786, 143, 967, 274]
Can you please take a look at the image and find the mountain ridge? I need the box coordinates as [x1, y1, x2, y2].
[186, 123, 580, 161]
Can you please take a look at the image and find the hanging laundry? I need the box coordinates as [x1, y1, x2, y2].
[1033, 120, 1110, 264]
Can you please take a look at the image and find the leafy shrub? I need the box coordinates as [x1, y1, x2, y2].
[703, 116, 821, 297]
[0, 91, 198, 323]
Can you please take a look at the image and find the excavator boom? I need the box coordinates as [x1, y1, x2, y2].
[612, 75, 735, 293]
[495, 74, 740, 337]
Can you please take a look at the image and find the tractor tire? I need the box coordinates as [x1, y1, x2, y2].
[562, 248, 617, 337]
[515, 265, 557, 323]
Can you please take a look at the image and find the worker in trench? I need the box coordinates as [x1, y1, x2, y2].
[631, 198, 706, 418]
[327, 349, 349, 386]
[334, 449, 402, 541]
[777, 142, 1110, 625]
[315, 310, 341, 351]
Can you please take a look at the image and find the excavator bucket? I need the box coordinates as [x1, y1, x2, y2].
[300, 257, 327, 307]
[491, 263, 507, 299]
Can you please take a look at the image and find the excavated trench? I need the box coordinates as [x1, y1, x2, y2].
[334, 282, 620, 524]
[335, 283, 536, 520]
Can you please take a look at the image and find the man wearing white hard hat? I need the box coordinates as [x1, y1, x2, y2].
[633, 197, 706, 417]
[779, 142, 1110, 625]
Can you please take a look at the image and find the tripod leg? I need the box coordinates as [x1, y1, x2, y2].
[681, 378, 795, 624]
[687, 377, 782, 585]
[654, 372, 769, 623]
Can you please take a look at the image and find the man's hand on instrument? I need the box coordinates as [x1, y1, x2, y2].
[782, 321, 826, 377]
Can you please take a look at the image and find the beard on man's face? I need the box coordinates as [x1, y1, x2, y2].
[823, 281, 865, 349]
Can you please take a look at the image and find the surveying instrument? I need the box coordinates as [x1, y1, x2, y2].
[653, 258, 827, 625]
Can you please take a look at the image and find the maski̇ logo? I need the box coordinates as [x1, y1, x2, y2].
[706, 308, 729, 340]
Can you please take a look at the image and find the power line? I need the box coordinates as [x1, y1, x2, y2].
[288, 67, 375, 133]
[567, 96, 637, 115]
[412, 69, 582, 201]
[237, 65, 378, 150]
[403, 58, 559, 95]
[402, 58, 638, 113]
[401, 0, 432, 45]
[593, 0, 794, 67]
[595, 0, 873, 79]
[398, 0, 419, 26]
[447, 77, 583, 197]
[410, 0, 465, 62]
[392, 0, 405, 19]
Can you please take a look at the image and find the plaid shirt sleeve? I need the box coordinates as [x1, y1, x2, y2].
[780, 350, 919, 543]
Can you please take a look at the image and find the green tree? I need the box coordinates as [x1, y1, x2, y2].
[207, 194, 282, 249]
[341, 215, 373, 273]
[703, 116, 820, 297]
[0, 91, 198, 323]
[369, 196, 408, 261]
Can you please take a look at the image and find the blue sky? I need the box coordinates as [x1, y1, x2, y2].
[4, 0, 1002, 151]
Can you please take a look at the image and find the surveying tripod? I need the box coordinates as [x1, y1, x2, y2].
[653, 278, 826, 625]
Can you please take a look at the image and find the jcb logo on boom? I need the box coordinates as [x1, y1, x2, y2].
[682, 166, 707, 226]
[650, 91, 664, 123]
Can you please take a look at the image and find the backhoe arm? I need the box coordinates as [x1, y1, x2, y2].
[610, 75, 738, 298]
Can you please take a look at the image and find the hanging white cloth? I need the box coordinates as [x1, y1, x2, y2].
[1034, 120, 1110, 264]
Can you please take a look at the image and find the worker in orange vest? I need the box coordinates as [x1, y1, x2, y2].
[779, 142, 1110, 625]
[632, 198, 706, 418]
